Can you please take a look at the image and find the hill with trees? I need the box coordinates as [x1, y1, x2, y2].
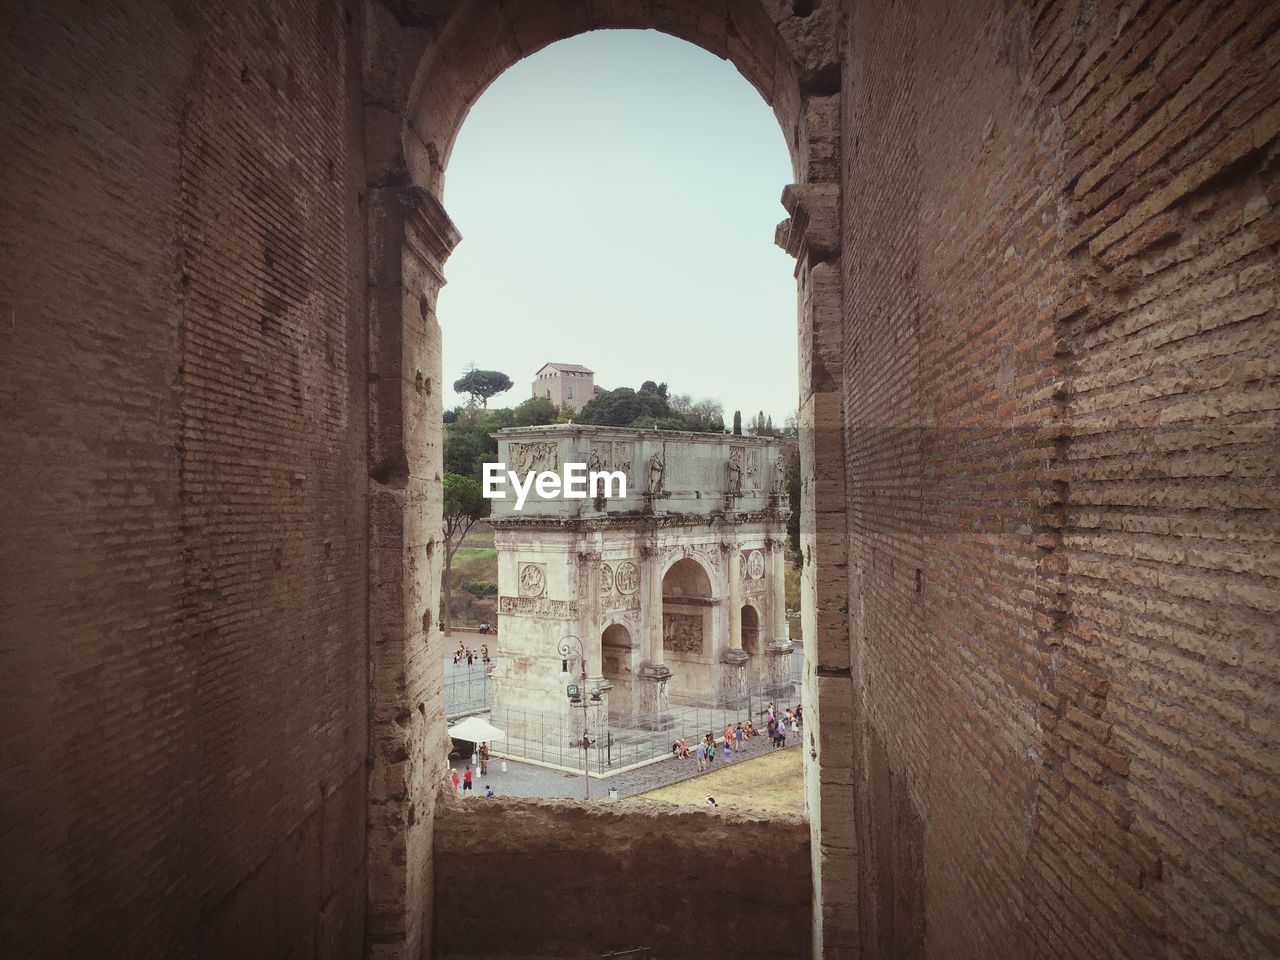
[577, 380, 725, 433]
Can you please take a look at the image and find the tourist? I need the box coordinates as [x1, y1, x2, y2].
[734, 722, 744, 751]
[481, 643, 490, 663]
[465, 648, 474, 667]
[450, 768, 460, 792]
[478, 742, 489, 776]
[723, 738, 732, 763]
[795, 704, 804, 726]
[744, 720, 756, 738]
[462, 765, 473, 792]
[707, 739, 716, 764]
[485, 784, 495, 798]
[695, 740, 707, 772]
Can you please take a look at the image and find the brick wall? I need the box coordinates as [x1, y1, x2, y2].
[0, 3, 195, 954]
[181, 1, 369, 955]
[1, 1, 369, 956]
[433, 796, 812, 959]
[840, 0, 1279, 956]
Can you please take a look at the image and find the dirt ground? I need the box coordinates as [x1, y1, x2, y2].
[632, 746, 806, 816]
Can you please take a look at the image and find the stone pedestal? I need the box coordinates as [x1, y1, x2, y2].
[636, 662, 674, 730]
[765, 641, 794, 695]
[718, 647, 750, 706]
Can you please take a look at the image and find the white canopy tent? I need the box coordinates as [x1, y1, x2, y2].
[446, 715, 506, 743]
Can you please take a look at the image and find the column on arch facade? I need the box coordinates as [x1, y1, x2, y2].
[719, 539, 749, 704]
[636, 545, 672, 726]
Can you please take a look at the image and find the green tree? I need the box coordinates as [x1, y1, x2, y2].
[441, 473, 491, 635]
[577, 387, 669, 426]
[732, 410, 742, 435]
[639, 380, 669, 399]
[512, 396, 558, 426]
[453, 367, 513, 408]
[785, 447, 802, 568]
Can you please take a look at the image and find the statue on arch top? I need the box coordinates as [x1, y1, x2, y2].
[648, 451, 665, 494]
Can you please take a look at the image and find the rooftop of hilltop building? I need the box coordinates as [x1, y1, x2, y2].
[534, 362, 595, 375]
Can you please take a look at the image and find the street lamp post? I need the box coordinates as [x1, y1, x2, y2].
[558, 635, 601, 800]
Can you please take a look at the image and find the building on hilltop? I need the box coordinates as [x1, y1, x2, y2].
[532, 362, 597, 413]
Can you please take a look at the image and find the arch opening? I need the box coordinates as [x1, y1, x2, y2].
[367, 2, 831, 955]
[601, 621, 634, 718]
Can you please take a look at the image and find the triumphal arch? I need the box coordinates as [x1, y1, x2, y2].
[488, 426, 791, 728]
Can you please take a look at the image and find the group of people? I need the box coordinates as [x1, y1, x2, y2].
[448, 765, 496, 798]
[766, 703, 801, 748]
[452, 641, 490, 667]
[669, 701, 802, 772]
[448, 740, 498, 797]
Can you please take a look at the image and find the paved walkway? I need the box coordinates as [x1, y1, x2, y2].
[448, 726, 802, 801]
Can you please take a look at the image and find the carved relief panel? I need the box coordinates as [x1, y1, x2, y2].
[509, 441, 557, 475]
[518, 562, 546, 598]
[614, 560, 639, 595]
[663, 612, 703, 654]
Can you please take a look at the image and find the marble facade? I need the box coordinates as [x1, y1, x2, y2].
[488, 426, 791, 729]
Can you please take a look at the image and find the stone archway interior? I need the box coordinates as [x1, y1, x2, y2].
[742, 603, 760, 655]
[601, 622, 633, 717]
[661, 558, 716, 699]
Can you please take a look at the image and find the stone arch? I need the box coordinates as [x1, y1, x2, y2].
[361, 2, 845, 954]
[658, 549, 722, 599]
[741, 600, 762, 655]
[601, 621, 634, 717]
[403, 1, 811, 196]
[661, 556, 715, 600]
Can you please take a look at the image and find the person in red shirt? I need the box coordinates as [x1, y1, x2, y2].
[462, 765, 473, 792]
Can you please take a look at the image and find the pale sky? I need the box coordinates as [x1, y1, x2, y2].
[437, 29, 799, 425]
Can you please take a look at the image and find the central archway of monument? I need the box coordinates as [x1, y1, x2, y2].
[661, 556, 718, 701]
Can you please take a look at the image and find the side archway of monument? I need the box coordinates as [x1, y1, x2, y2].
[601, 619, 635, 718]
[358, 2, 851, 956]
[741, 598, 764, 686]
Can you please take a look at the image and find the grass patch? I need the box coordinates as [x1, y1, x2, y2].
[451, 545, 497, 583]
[634, 748, 805, 816]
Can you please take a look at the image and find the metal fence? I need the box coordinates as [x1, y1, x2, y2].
[445, 643, 806, 774]
[483, 676, 804, 777]
[444, 662, 493, 718]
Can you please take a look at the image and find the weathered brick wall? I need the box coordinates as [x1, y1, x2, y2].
[181, 1, 370, 955]
[0, 4, 195, 954]
[2, 1, 369, 956]
[433, 796, 812, 960]
[841, 0, 1279, 957]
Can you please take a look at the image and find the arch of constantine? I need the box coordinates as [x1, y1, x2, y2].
[489, 426, 793, 730]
